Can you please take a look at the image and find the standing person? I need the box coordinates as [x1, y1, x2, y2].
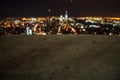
[29, 28, 32, 35]
[26, 26, 30, 36]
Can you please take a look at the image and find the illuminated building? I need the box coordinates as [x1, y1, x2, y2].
[65, 10, 68, 20]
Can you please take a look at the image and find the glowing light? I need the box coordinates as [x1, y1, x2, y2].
[70, 0, 73, 3]
[48, 9, 51, 12]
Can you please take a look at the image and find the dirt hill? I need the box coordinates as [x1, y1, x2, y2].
[0, 35, 120, 80]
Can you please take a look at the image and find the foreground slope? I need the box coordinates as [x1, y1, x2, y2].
[0, 35, 120, 80]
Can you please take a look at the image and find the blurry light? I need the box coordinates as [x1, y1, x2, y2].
[81, 26, 84, 28]
[83, 29, 85, 31]
[48, 9, 51, 12]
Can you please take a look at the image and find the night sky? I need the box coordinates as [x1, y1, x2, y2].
[0, 0, 120, 17]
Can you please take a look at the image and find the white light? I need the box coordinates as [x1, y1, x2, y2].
[48, 9, 51, 12]
[81, 26, 84, 28]
[83, 29, 85, 31]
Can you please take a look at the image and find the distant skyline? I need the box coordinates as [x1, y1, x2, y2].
[0, 0, 120, 17]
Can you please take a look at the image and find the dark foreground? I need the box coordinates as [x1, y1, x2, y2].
[0, 35, 120, 80]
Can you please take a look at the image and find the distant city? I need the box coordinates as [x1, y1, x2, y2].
[0, 12, 120, 36]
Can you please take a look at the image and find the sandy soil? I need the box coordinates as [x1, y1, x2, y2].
[0, 35, 120, 80]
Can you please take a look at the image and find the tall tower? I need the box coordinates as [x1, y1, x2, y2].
[65, 10, 68, 20]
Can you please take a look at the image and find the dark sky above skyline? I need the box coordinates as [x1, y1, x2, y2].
[0, 0, 120, 17]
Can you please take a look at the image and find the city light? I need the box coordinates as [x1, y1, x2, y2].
[0, 16, 120, 36]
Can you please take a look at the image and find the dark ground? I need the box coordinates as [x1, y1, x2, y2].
[0, 35, 120, 80]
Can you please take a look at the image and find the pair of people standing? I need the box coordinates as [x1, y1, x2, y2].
[26, 26, 32, 35]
